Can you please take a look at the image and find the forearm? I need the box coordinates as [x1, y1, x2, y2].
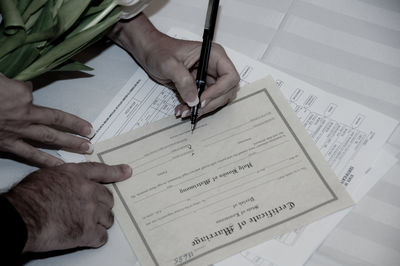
[108, 13, 165, 66]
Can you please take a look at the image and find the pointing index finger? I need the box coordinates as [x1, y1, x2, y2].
[62, 162, 132, 183]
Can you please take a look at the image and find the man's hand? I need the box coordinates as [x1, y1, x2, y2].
[109, 13, 240, 118]
[0, 74, 94, 167]
[4, 162, 132, 253]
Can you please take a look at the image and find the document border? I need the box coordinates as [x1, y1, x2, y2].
[96, 88, 338, 266]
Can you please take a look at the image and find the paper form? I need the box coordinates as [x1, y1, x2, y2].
[209, 34, 397, 266]
[216, 149, 398, 266]
[87, 76, 353, 266]
[234, 58, 398, 195]
[59, 70, 180, 162]
[59, 28, 398, 266]
[168, 28, 398, 196]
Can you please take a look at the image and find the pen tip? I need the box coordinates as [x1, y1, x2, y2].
[191, 124, 195, 133]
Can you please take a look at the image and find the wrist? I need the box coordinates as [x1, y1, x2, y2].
[4, 189, 42, 253]
[108, 13, 165, 65]
[0, 195, 28, 258]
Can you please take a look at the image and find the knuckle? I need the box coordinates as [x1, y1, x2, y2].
[93, 230, 108, 248]
[40, 156, 58, 168]
[212, 43, 225, 56]
[213, 43, 223, 50]
[233, 83, 240, 92]
[82, 219, 97, 233]
[231, 89, 238, 101]
[81, 227, 96, 247]
[99, 231, 108, 246]
[14, 83, 33, 104]
[41, 128, 57, 144]
[0, 139, 17, 152]
[233, 72, 240, 85]
[84, 162, 102, 170]
[52, 110, 64, 125]
[99, 185, 114, 205]
[23, 146, 36, 160]
[59, 163, 78, 173]
[164, 56, 177, 66]
[22, 106, 33, 117]
[180, 74, 194, 88]
[161, 56, 177, 72]
[109, 212, 114, 225]
[20, 92, 33, 105]
[102, 211, 115, 228]
[107, 190, 115, 207]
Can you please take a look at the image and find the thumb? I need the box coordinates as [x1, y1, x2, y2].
[165, 61, 199, 107]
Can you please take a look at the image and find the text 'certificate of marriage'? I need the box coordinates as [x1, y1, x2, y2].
[87, 77, 353, 266]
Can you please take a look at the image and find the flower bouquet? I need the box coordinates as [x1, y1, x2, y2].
[0, 0, 149, 81]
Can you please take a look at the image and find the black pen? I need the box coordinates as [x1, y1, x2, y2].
[191, 0, 220, 132]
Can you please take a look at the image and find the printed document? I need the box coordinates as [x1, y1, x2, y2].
[169, 29, 398, 196]
[87, 76, 353, 266]
[216, 149, 398, 266]
[60, 28, 397, 266]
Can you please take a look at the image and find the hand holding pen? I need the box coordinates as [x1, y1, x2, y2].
[113, 7, 239, 124]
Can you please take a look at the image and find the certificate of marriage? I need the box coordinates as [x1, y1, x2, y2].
[87, 76, 353, 266]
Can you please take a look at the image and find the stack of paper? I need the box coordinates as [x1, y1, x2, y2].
[215, 42, 398, 266]
[59, 29, 398, 266]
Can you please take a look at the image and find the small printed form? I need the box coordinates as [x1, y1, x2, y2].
[87, 76, 353, 266]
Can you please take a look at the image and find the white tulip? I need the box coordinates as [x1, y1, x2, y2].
[81, 0, 151, 31]
[120, 0, 151, 19]
[116, 0, 140, 6]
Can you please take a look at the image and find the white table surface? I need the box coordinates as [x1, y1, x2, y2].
[1, 1, 399, 265]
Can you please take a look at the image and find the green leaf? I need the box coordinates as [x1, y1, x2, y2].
[22, 0, 48, 22]
[16, 34, 102, 80]
[24, 8, 44, 31]
[0, 30, 27, 59]
[26, 0, 58, 47]
[78, 1, 116, 33]
[26, 30, 57, 44]
[84, 0, 114, 17]
[14, 9, 120, 81]
[38, 43, 55, 55]
[0, 0, 25, 35]
[0, 44, 40, 78]
[65, 10, 100, 39]
[55, 0, 91, 37]
[30, 0, 54, 32]
[45, 32, 105, 69]
[52, 60, 94, 71]
[52, 0, 64, 19]
[18, 0, 31, 14]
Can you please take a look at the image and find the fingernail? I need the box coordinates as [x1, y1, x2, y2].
[84, 126, 95, 138]
[81, 142, 94, 154]
[121, 164, 132, 177]
[175, 109, 181, 117]
[201, 100, 206, 108]
[186, 96, 199, 107]
[182, 110, 189, 118]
